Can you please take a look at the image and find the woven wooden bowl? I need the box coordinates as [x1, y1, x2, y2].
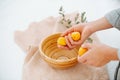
[39, 33, 78, 69]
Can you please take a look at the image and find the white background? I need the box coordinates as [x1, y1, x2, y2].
[0, 0, 120, 80]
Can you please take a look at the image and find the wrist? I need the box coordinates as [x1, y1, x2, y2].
[84, 22, 96, 34]
[110, 48, 119, 60]
[85, 17, 113, 33]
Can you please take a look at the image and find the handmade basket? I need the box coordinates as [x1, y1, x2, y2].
[39, 33, 79, 69]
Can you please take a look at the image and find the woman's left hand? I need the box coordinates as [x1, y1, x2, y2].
[78, 42, 119, 67]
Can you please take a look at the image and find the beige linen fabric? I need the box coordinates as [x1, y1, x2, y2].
[14, 12, 109, 80]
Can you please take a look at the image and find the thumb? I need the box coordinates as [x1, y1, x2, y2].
[77, 51, 88, 63]
[81, 43, 92, 49]
[77, 48, 90, 63]
[61, 27, 74, 36]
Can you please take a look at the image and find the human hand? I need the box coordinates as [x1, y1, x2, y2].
[58, 17, 113, 50]
[78, 43, 119, 67]
[58, 23, 93, 49]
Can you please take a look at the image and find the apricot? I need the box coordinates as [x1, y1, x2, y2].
[57, 37, 66, 46]
[78, 47, 88, 56]
[71, 32, 81, 41]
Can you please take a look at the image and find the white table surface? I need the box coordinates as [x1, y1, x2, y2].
[0, 0, 120, 80]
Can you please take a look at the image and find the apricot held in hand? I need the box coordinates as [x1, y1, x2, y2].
[78, 47, 87, 56]
[57, 37, 66, 46]
[71, 32, 81, 41]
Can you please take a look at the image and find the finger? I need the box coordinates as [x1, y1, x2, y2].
[65, 36, 73, 49]
[77, 56, 87, 63]
[80, 29, 91, 43]
[70, 40, 82, 46]
[79, 50, 97, 66]
[57, 45, 70, 50]
[61, 27, 74, 36]
[81, 43, 92, 49]
[65, 36, 77, 49]
[68, 34, 75, 45]
[78, 48, 91, 62]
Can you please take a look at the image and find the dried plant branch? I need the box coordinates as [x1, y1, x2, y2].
[58, 6, 92, 41]
[59, 6, 72, 28]
[59, 7, 87, 28]
[74, 13, 80, 24]
[81, 12, 87, 23]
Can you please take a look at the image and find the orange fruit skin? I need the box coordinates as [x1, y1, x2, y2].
[78, 47, 88, 56]
[57, 37, 66, 46]
[71, 32, 81, 41]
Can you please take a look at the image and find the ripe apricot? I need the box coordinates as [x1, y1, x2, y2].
[78, 47, 88, 56]
[71, 32, 81, 41]
[57, 37, 66, 46]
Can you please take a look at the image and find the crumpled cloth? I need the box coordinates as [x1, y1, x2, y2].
[14, 12, 109, 80]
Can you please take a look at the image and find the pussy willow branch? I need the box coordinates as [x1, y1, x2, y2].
[59, 6, 87, 28]
[59, 6, 92, 42]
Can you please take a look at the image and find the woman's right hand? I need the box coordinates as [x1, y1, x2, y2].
[58, 17, 113, 50]
[58, 23, 93, 50]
